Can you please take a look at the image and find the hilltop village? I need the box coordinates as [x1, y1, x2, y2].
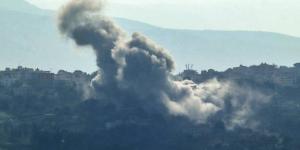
[180, 63, 300, 87]
[1, 63, 300, 89]
[0, 66, 92, 87]
[0, 64, 300, 149]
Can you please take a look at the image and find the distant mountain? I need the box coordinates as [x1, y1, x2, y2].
[1, 0, 300, 72]
[117, 19, 300, 72]
[0, 0, 50, 15]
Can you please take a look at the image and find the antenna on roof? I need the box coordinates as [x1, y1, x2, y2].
[185, 64, 194, 70]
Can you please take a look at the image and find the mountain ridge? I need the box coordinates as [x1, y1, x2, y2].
[0, 0, 51, 15]
[1, 0, 300, 72]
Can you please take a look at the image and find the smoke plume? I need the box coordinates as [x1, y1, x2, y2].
[58, 0, 271, 128]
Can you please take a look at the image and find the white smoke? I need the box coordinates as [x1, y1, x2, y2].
[223, 85, 272, 130]
[164, 79, 229, 124]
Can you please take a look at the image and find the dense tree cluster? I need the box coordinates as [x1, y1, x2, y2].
[0, 64, 299, 150]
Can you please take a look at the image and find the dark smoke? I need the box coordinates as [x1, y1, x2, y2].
[58, 0, 271, 128]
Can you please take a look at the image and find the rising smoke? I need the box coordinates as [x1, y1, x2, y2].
[58, 0, 271, 129]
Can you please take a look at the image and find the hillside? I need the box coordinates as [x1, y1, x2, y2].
[1, 64, 300, 149]
[1, 0, 300, 72]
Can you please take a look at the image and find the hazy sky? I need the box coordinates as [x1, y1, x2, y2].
[26, 0, 300, 37]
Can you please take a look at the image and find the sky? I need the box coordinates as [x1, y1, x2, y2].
[26, 0, 300, 37]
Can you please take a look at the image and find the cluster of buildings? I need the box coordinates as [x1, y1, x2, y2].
[179, 63, 300, 87]
[1, 63, 300, 88]
[0, 66, 92, 88]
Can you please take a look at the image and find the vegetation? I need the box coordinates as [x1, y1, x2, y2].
[0, 64, 300, 150]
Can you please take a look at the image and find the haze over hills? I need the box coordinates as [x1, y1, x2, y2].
[0, 0, 50, 15]
[1, 0, 300, 149]
[1, 0, 300, 72]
